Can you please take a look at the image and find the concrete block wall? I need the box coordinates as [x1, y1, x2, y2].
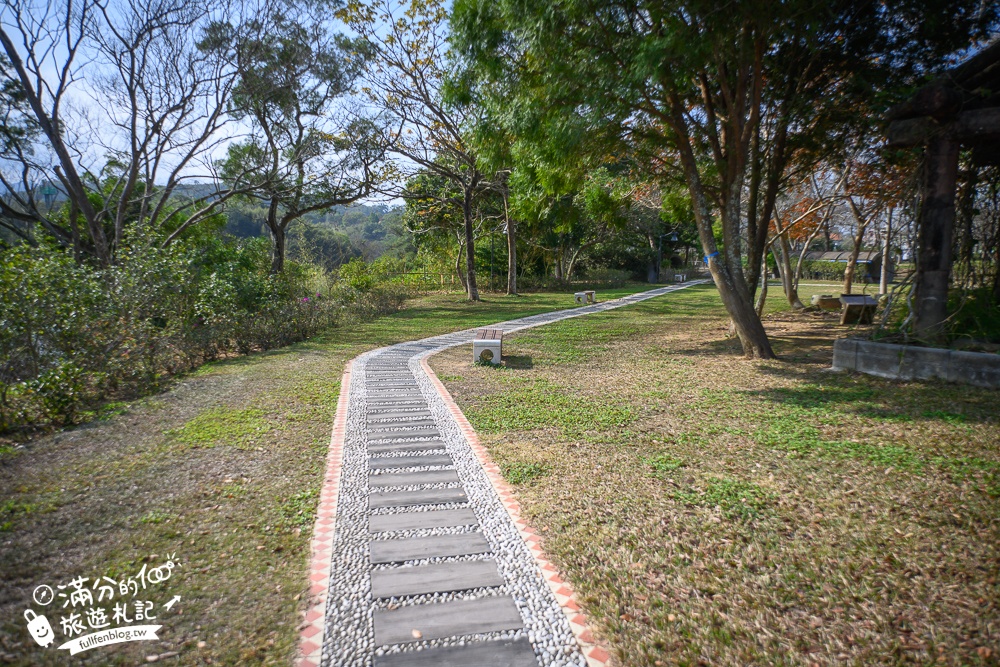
[832, 339, 1000, 388]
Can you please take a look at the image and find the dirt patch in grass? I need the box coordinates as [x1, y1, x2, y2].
[432, 284, 1000, 667]
[0, 288, 654, 666]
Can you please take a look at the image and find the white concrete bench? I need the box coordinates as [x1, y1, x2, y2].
[473, 328, 503, 365]
[574, 291, 596, 304]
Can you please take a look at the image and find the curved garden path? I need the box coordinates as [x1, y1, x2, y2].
[296, 281, 709, 667]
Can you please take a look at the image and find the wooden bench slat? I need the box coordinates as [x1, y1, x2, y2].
[476, 329, 503, 340]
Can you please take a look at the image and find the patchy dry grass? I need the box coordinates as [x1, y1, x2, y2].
[432, 283, 1000, 667]
[0, 286, 651, 666]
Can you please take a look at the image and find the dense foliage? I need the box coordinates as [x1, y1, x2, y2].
[0, 238, 406, 431]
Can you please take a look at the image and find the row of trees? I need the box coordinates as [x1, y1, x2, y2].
[446, 0, 998, 357]
[3, 0, 999, 359]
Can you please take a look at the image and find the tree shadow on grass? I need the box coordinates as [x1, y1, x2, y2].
[746, 362, 998, 425]
[502, 355, 533, 369]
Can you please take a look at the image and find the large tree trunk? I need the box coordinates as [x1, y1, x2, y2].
[266, 199, 285, 274]
[710, 258, 776, 358]
[666, 88, 775, 359]
[462, 189, 479, 301]
[745, 114, 788, 300]
[913, 135, 960, 338]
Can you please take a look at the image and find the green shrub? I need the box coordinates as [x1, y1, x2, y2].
[0, 242, 408, 433]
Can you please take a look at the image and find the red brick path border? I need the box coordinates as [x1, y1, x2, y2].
[296, 360, 352, 667]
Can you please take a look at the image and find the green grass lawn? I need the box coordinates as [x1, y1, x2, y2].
[433, 284, 1000, 667]
[0, 286, 651, 666]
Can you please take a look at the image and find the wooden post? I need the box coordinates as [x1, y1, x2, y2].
[913, 134, 960, 339]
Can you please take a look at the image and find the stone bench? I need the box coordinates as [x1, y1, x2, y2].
[574, 290, 596, 305]
[473, 328, 503, 365]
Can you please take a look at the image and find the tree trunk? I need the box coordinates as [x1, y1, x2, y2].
[647, 233, 659, 283]
[266, 199, 285, 274]
[566, 242, 595, 282]
[69, 201, 82, 265]
[455, 234, 467, 292]
[794, 219, 825, 293]
[776, 230, 805, 308]
[462, 190, 479, 301]
[880, 208, 893, 295]
[506, 217, 518, 295]
[842, 197, 868, 294]
[754, 252, 768, 316]
[665, 92, 774, 359]
[913, 135, 960, 338]
[710, 257, 776, 358]
[993, 232, 1000, 303]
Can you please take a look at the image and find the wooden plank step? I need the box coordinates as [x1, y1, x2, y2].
[368, 454, 453, 470]
[367, 441, 446, 454]
[368, 508, 477, 533]
[370, 533, 490, 563]
[369, 470, 459, 488]
[369, 488, 466, 509]
[368, 420, 436, 431]
[368, 394, 424, 402]
[367, 399, 428, 407]
[370, 559, 503, 599]
[373, 596, 523, 646]
[367, 410, 433, 421]
[373, 639, 538, 667]
[368, 428, 441, 442]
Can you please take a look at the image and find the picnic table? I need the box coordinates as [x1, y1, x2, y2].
[839, 294, 878, 325]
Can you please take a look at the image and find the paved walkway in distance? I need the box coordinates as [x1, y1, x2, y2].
[298, 281, 709, 667]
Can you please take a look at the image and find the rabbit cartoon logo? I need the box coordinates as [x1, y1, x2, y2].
[24, 610, 55, 648]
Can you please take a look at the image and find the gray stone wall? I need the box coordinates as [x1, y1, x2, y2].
[832, 339, 1000, 388]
